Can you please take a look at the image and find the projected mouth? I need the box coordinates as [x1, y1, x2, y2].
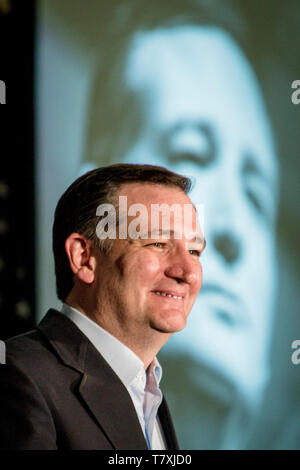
[200, 283, 246, 327]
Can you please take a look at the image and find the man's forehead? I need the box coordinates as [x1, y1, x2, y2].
[112, 184, 204, 242]
[117, 184, 199, 221]
[116, 182, 193, 204]
[95, 182, 204, 243]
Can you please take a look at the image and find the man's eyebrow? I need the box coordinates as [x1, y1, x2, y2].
[194, 237, 206, 250]
[146, 229, 175, 238]
[188, 236, 206, 252]
[148, 229, 206, 246]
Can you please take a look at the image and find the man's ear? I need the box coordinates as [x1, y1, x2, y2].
[65, 233, 96, 285]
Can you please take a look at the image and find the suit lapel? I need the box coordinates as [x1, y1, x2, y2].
[78, 341, 148, 449]
[158, 396, 180, 450]
[38, 309, 148, 450]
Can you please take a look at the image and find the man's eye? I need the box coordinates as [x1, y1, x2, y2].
[189, 249, 201, 257]
[148, 242, 165, 248]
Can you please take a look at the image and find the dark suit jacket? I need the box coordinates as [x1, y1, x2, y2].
[0, 309, 179, 450]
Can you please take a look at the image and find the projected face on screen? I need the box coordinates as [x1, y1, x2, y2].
[119, 26, 278, 398]
[86, 25, 278, 401]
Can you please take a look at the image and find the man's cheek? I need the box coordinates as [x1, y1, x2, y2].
[193, 265, 203, 295]
[129, 252, 162, 277]
[143, 254, 161, 274]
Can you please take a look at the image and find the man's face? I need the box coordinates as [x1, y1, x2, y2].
[120, 26, 278, 395]
[93, 183, 204, 342]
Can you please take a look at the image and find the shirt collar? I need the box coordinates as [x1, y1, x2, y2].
[147, 357, 163, 386]
[61, 303, 162, 387]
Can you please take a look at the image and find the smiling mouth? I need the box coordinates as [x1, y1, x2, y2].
[152, 291, 184, 300]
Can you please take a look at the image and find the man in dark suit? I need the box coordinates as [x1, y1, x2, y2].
[0, 164, 205, 450]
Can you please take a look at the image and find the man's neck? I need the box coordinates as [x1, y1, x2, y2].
[64, 298, 170, 370]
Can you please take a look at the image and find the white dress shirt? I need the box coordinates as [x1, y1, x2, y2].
[61, 303, 167, 450]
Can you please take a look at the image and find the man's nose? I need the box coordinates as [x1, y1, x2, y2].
[165, 251, 201, 284]
[212, 230, 241, 265]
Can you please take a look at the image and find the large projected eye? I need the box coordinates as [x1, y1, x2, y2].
[162, 122, 216, 168]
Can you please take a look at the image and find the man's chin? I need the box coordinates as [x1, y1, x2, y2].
[150, 315, 187, 334]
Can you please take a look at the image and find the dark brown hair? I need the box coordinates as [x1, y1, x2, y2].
[53, 163, 191, 301]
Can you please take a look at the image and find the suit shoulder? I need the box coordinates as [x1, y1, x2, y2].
[5, 327, 59, 370]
